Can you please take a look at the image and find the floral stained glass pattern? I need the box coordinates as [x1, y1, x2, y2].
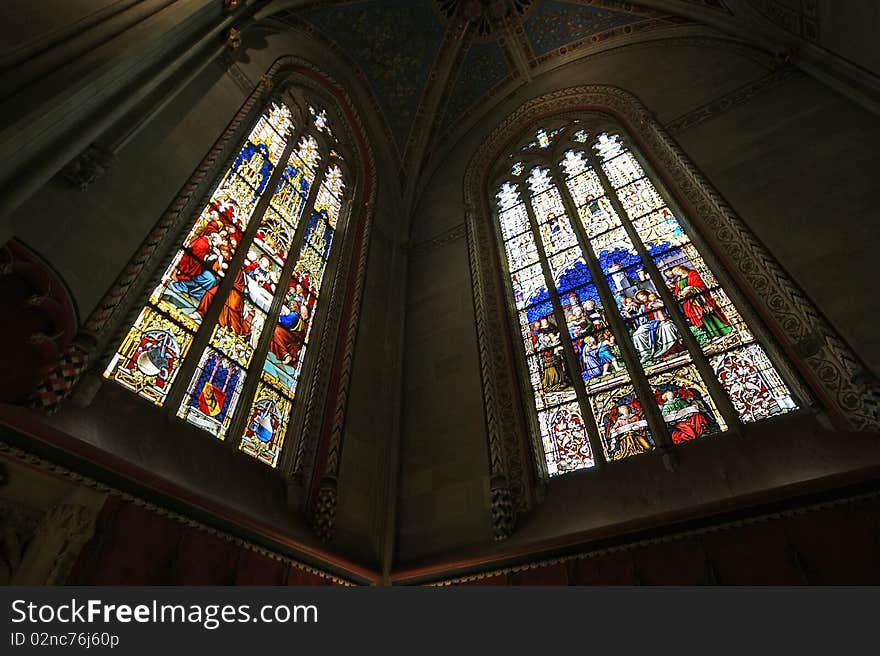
[539, 401, 594, 476]
[711, 344, 796, 423]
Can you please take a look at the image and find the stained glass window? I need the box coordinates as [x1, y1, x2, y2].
[493, 122, 798, 476]
[106, 99, 350, 468]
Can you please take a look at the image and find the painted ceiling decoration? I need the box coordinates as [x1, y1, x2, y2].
[264, 1, 730, 167]
[288, 0, 446, 153]
[435, 0, 536, 36]
[438, 39, 511, 139]
[523, 0, 646, 57]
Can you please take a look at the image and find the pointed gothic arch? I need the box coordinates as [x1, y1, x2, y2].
[29, 56, 378, 541]
[464, 85, 880, 539]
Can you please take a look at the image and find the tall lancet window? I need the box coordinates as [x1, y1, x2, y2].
[495, 121, 798, 477]
[105, 98, 349, 468]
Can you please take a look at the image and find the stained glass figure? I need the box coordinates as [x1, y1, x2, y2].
[263, 271, 316, 396]
[590, 385, 655, 461]
[649, 365, 727, 443]
[511, 263, 546, 309]
[495, 122, 798, 476]
[617, 178, 665, 220]
[537, 209, 578, 255]
[575, 196, 620, 238]
[208, 288, 266, 368]
[563, 285, 629, 391]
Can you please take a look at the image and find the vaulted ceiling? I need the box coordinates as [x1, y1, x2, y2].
[259, 0, 796, 200]
[261, 2, 727, 169]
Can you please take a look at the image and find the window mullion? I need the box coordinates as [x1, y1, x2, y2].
[521, 181, 608, 469]
[547, 162, 673, 451]
[164, 127, 301, 428]
[283, 172, 355, 478]
[584, 147, 743, 433]
[225, 150, 333, 450]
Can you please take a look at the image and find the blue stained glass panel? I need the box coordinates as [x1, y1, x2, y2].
[592, 227, 642, 275]
[177, 348, 246, 440]
[231, 141, 275, 195]
[549, 247, 592, 296]
[302, 209, 335, 261]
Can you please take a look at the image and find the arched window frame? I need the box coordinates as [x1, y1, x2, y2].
[490, 114, 806, 472]
[24, 59, 377, 543]
[464, 86, 878, 540]
[102, 83, 358, 471]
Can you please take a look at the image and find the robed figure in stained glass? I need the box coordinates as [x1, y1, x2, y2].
[270, 278, 311, 366]
[605, 401, 653, 460]
[669, 264, 732, 340]
[657, 387, 713, 444]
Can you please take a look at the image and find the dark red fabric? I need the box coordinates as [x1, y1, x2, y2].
[456, 573, 511, 586]
[82, 502, 182, 585]
[783, 505, 880, 584]
[567, 551, 637, 585]
[234, 548, 288, 585]
[171, 528, 239, 585]
[700, 521, 803, 585]
[509, 562, 568, 585]
[631, 537, 707, 585]
[285, 565, 333, 586]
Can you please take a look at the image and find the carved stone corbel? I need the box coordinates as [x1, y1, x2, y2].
[60, 144, 115, 192]
[11, 488, 107, 585]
